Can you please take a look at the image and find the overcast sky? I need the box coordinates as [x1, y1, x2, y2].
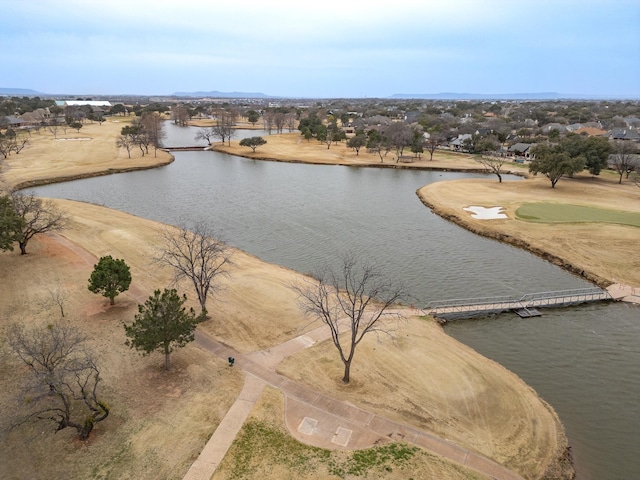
[2, 0, 639, 98]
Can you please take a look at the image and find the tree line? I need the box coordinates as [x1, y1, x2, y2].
[115, 112, 166, 157]
[528, 137, 637, 188]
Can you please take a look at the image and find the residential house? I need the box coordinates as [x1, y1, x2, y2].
[475, 128, 493, 136]
[1, 115, 27, 129]
[448, 133, 472, 151]
[19, 108, 51, 126]
[508, 142, 537, 161]
[608, 128, 640, 142]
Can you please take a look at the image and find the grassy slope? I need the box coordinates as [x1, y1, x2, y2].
[0, 124, 582, 479]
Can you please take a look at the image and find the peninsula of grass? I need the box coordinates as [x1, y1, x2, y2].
[516, 203, 640, 227]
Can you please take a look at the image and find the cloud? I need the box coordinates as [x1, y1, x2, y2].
[2, 0, 638, 96]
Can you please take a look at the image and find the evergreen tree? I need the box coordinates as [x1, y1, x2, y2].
[124, 289, 203, 370]
[88, 255, 132, 305]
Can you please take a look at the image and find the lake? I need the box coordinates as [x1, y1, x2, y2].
[29, 125, 640, 479]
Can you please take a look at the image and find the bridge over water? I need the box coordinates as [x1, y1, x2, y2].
[423, 287, 613, 320]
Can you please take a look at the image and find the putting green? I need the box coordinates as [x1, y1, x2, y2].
[515, 203, 640, 227]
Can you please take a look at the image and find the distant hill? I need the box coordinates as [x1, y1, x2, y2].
[0, 87, 44, 96]
[390, 92, 636, 100]
[173, 90, 271, 99]
[391, 92, 567, 100]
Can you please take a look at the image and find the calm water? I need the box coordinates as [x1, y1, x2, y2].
[30, 126, 640, 479]
[445, 303, 640, 480]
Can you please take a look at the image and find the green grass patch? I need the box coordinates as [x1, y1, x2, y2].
[216, 420, 431, 479]
[222, 420, 330, 478]
[331, 443, 419, 477]
[515, 203, 640, 227]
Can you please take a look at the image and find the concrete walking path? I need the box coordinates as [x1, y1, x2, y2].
[185, 326, 526, 480]
[182, 373, 266, 480]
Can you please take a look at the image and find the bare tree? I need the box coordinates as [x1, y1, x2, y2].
[425, 134, 442, 161]
[47, 119, 59, 139]
[474, 136, 506, 182]
[385, 122, 413, 161]
[11, 191, 68, 254]
[274, 111, 286, 134]
[324, 123, 340, 149]
[0, 129, 28, 157]
[138, 115, 164, 155]
[292, 252, 408, 384]
[48, 280, 70, 317]
[475, 156, 508, 182]
[610, 140, 638, 184]
[116, 134, 134, 158]
[7, 322, 109, 440]
[285, 112, 297, 132]
[262, 111, 274, 134]
[212, 110, 237, 146]
[0, 132, 13, 158]
[171, 104, 190, 126]
[12, 135, 28, 154]
[195, 127, 215, 145]
[155, 222, 233, 316]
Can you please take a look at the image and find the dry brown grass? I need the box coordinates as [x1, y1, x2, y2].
[0, 124, 576, 479]
[215, 131, 531, 173]
[0, 117, 173, 191]
[213, 386, 489, 480]
[0, 219, 244, 480]
[277, 317, 566, 479]
[418, 172, 640, 287]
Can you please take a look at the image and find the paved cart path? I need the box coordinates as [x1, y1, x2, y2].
[184, 324, 526, 480]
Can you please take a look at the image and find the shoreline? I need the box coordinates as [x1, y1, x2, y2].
[212, 142, 502, 173]
[11, 137, 635, 292]
[10, 155, 175, 191]
[218, 137, 638, 292]
[0, 126, 601, 479]
[417, 191, 612, 288]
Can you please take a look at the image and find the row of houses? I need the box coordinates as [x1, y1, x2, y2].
[447, 134, 537, 160]
[1, 108, 52, 129]
[446, 124, 640, 161]
[1, 101, 114, 131]
[541, 122, 640, 141]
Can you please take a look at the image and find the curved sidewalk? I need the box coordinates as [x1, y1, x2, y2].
[187, 329, 525, 480]
[182, 373, 266, 480]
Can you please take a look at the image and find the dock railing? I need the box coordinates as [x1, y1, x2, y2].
[423, 287, 612, 318]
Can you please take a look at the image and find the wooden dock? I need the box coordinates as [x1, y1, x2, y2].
[423, 287, 612, 320]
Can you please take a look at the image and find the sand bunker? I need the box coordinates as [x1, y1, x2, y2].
[463, 206, 508, 220]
